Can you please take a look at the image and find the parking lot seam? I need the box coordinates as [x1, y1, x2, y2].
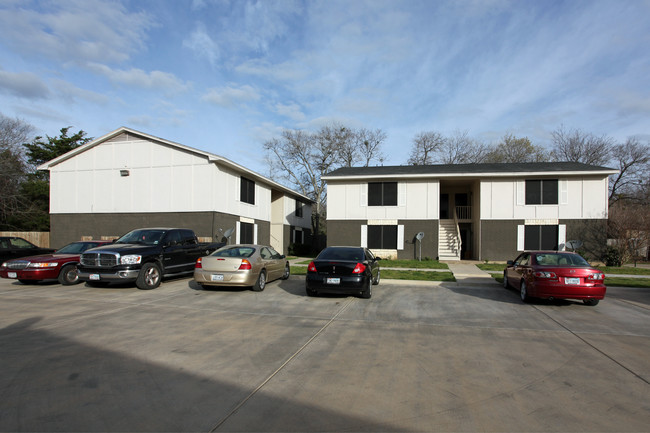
[209, 297, 355, 432]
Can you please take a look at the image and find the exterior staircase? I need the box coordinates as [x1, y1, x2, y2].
[439, 219, 461, 261]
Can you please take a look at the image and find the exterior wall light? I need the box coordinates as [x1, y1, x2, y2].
[120, 169, 130, 177]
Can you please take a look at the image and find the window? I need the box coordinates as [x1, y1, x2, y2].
[239, 222, 254, 244]
[295, 200, 303, 218]
[525, 179, 558, 205]
[524, 225, 559, 250]
[368, 182, 397, 206]
[367, 225, 397, 249]
[240, 176, 255, 205]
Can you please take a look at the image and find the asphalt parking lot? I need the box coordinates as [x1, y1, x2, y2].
[0, 275, 648, 432]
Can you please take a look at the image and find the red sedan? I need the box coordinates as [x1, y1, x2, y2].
[0, 240, 111, 285]
[503, 251, 606, 306]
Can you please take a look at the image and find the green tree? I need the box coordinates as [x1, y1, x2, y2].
[18, 127, 92, 230]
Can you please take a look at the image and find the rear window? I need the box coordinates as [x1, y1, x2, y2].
[212, 246, 256, 258]
[535, 253, 590, 267]
[317, 247, 364, 261]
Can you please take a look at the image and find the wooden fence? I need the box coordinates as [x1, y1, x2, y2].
[0, 232, 51, 248]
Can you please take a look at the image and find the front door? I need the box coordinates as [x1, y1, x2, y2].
[440, 194, 449, 219]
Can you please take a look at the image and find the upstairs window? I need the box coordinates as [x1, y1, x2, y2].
[240, 176, 255, 205]
[525, 179, 558, 205]
[368, 182, 397, 206]
[295, 200, 303, 218]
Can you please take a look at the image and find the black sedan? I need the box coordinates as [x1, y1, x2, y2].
[305, 246, 380, 299]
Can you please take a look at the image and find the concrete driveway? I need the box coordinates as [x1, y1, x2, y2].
[0, 275, 648, 432]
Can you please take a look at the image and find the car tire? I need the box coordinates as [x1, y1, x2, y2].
[281, 263, 290, 280]
[136, 263, 162, 290]
[583, 299, 599, 306]
[253, 270, 266, 292]
[361, 277, 372, 299]
[520, 280, 530, 303]
[503, 271, 509, 289]
[373, 269, 381, 285]
[58, 264, 79, 285]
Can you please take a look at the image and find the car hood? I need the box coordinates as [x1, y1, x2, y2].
[84, 243, 159, 254]
[5, 253, 79, 263]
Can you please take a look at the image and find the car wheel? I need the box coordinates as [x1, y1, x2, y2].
[583, 299, 599, 306]
[306, 287, 317, 297]
[373, 269, 381, 285]
[136, 263, 161, 290]
[503, 271, 509, 289]
[520, 280, 530, 303]
[361, 277, 372, 299]
[58, 264, 79, 285]
[281, 263, 290, 280]
[253, 270, 266, 292]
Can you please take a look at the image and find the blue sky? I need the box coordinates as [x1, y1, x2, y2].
[1, 0, 649, 177]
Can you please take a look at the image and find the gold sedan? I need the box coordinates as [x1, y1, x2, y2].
[194, 244, 290, 291]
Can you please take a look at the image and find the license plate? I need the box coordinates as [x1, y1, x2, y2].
[7, 272, 17, 279]
[565, 277, 580, 285]
[326, 277, 340, 285]
[211, 274, 224, 281]
[89, 274, 101, 281]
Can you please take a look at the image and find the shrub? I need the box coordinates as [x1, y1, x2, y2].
[604, 247, 622, 267]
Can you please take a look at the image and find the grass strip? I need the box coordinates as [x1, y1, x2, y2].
[290, 266, 455, 281]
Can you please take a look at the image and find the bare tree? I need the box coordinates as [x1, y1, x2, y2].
[407, 131, 444, 165]
[485, 134, 548, 163]
[438, 130, 490, 164]
[353, 128, 386, 167]
[0, 114, 36, 230]
[550, 125, 613, 165]
[609, 137, 650, 204]
[264, 123, 386, 240]
[608, 202, 650, 264]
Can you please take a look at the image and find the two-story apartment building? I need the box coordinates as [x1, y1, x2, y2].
[38, 127, 313, 254]
[323, 163, 617, 261]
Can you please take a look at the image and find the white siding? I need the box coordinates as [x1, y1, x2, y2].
[327, 180, 439, 221]
[480, 177, 608, 220]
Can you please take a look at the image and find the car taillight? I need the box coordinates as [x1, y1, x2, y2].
[534, 271, 557, 279]
[239, 259, 252, 270]
[352, 263, 366, 274]
[587, 272, 604, 280]
[195, 258, 202, 269]
[307, 261, 317, 273]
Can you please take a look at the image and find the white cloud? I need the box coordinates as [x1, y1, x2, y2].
[0, 0, 155, 64]
[52, 79, 108, 104]
[273, 102, 305, 121]
[183, 22, 220, 66]
[0, 68, 50, 99]
[202, 84, 261, 107]
[86, 63, 191, 93]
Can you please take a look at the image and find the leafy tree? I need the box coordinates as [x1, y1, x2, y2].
[484, 134, 548, 163]
[550, 126, 613, 166]
[24, 127, 91, 180]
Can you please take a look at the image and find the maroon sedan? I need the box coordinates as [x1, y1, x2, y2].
[503, 251, 606, 306]
[0, 240, 111, 285]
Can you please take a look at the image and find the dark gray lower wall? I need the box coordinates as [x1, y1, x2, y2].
[480, 220, 522, 261]
[562, 218, 608, 260]
[50, 212, 271, 249]
[480, 219, 609, 261]
[327, 220, 439, 260]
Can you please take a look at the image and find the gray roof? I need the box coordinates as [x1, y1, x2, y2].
[324, 162, 617, 179]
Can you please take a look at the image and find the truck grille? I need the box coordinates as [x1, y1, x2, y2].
[81, 252, 118, 267]
[6, 260, 29, 270]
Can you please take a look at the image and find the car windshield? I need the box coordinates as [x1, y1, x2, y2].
[212, 246, 256, 258]
[56, 242, 102, 254]
[116, 230, 166, 245]
[317, 247, 364, 261]
[535, 253, 590, 267]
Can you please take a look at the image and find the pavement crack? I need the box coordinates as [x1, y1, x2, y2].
[209, 297, 355, 432]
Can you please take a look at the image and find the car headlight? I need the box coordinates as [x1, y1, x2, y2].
[28, 262, 59, 268]
[120, 255, 142, 265]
